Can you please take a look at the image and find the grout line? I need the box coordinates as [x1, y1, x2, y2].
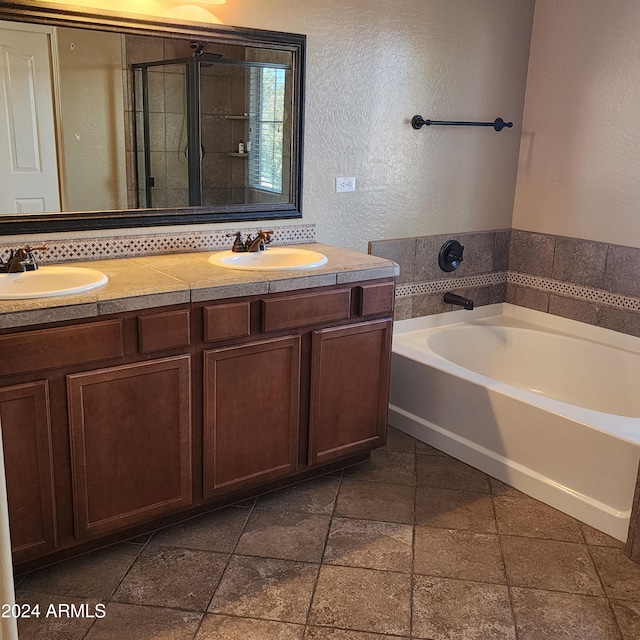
[76, 541, 148, 640]
[583, 540, 626, 639]
[302, 469, 343, 635]
[549, 236, 558, 283]
[17, 437, 638, 639]
[490, 480, 521, 640]
[105, 542, 148, 600]
[409, 437, 417, 638]
[189, 498, 257, 639]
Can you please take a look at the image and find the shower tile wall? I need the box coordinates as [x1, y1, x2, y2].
[370, 229, 640, 338]
[200, 49, 250, 206]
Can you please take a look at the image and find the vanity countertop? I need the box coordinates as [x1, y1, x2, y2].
[0, 243, 398, 329]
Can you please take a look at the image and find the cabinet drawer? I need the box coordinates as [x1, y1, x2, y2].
[0, 320, 124, 376]
[138, 309, 191, 353]
[261, 289, 351, 332]
[357, 282, 395, 317]
[203, 302, 251, 342]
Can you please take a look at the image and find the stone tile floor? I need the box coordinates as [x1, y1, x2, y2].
[14, 427, 640, 639]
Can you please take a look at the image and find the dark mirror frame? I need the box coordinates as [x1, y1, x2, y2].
[0, 0, 305, 234]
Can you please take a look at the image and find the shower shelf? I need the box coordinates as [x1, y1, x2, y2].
[224, 115, 249, 120]
[225, 152, 249, 157]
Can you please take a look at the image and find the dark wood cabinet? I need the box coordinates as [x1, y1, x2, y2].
[67, 355, 192, 539]
[0, 277, 394, 569]
[0, 381, 57, 563]
[203, 335, 300, 498]
[309, 319, 392, 466]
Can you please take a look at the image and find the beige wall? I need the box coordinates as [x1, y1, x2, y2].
[513, 0, 640, 249]
[12, 0, 534, 252]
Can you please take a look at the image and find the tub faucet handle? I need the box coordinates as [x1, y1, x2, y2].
[438, 240, 464, 272]
[226, 232, 247, 253]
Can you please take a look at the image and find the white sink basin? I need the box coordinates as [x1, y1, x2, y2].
[0, 266, 108, 299]
[209, 247, 328, 271]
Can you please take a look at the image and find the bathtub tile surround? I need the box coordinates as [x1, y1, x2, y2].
[0, 224, 316, 264]
[551, 236, 608, 289]
[13, 427, 640, 640]
[416, 231, 498, 281]
[369, 230, 510, 321]
[508, 229, 555, 277]
[506, 229, 640, 338]
[370, 228, 640, 337]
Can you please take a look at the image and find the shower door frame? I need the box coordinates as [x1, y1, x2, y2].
[132, 54, 292, 209]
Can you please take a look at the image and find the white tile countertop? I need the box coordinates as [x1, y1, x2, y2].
[0, 244, 398, 329]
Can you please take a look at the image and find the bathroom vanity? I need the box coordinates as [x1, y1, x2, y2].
[0, 244, 397, 570]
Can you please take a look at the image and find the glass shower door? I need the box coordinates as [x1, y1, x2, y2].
[133, 61, 189, 209]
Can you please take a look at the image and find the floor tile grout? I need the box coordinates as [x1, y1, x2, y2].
[583, 536, 626, 639]
[408, 436, 417, 638]
[14, 428, 640, 640]
[302, 468, 343, 635]
[189, 497, 257, 639]
[490, 477, 520, 640]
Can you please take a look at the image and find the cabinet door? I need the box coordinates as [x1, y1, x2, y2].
[67, 355, 192, 539]
[309, 319, 392, 466]
[203, 335, 300, 499]
[0, 381, 57, 563]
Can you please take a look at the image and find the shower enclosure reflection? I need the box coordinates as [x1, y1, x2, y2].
[131, 38, 292, 209]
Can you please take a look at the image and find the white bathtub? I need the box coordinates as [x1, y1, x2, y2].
[390, 303, 640, 541]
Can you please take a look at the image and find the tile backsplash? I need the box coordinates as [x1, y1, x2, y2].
[0, 224, 315, 264]
[370, 228, 640, 338]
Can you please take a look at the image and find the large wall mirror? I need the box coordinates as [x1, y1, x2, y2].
[0, 1, 305, 234]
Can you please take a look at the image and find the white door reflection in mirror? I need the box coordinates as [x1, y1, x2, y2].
[0, 23, 60, 213]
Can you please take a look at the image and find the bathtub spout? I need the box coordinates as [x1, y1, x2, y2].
[443, 292, 474, 310]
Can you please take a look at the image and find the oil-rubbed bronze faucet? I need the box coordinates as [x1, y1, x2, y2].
[0, 246, 47, 273]
[226, 230, 274, 253]
[443, 291, 474, 310]
[246, 230, 274, 252]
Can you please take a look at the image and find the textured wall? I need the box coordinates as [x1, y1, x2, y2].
[11, 0, 535, 252]
[512, 0, 640, 249]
